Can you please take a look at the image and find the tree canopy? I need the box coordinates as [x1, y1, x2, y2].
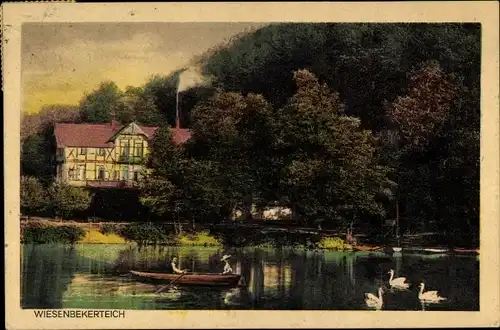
[22, 23, 480, 245]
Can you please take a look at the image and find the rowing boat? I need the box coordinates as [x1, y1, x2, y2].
[353, 245, 382, 252]
[423, 248, 449, 253]
[453, 248, 479, 255]
[130, 270, 242, 287]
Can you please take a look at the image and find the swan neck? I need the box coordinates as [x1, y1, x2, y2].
[389, 272, 393, 282]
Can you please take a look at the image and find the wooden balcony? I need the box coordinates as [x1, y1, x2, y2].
[85, 180, 139, 189]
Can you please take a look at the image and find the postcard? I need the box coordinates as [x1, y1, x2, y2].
[3, 2, 499, 329]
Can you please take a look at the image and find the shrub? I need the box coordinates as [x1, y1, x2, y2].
[21, 176, 49, 216]
[80, 228, 127, 244]
[119, 223, 174, 245]
[22, 222, 85, 244]
[176, 231, 222, 247]
[100, 223, 118, 235]
[317, 237, 351, 251]
[49, 183, 92, 219]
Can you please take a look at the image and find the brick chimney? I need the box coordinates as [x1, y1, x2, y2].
[110, 111, 119, 131]
[175, 92, 181, 129]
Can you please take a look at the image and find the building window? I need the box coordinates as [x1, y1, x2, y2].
[122, 167, 129, 181]
[133, 171, 140, 181]
[121, 141, 130, 156]
[80, 148, 87, 155]
[97, 148, 105, 156]
[78, 165, 86, 180]
[68, 168, 76, 180]
[98, 166, 105, 180]
[113, 170, 120, 181]
[134, 142, 144, 157]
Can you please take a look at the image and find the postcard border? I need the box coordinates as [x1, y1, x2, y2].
[3, 2, 499, 329]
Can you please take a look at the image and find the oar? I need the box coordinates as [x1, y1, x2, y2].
[154, 272, 187, 294]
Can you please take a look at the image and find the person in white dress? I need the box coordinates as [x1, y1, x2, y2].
[221, 255, 233, 274]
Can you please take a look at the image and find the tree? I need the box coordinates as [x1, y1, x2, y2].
[140, 125, 185, 233]
[190, 91, 275, 220]
[21, 104, 81, 181]
[21, 104, 80, 142]
[114, 86, 164, 125]
[49, 183, 92, 220]
[381, 61, 467, 240]
[143, 73, 181, 127]
[79, 81, 123, 123]
[385, 60, 458, 151]
[38, 104, 81, 129]
[274, 69, 388, 227]
[21, 176, 49, 217]
[21, 134, 50, 179]
[141, 124, 231, 231]
[139, 175, 176, 219]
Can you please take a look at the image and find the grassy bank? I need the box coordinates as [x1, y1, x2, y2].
[21, 220, 223, 247]
[247, 236, 353, 251]
[20, 220, 352, 250]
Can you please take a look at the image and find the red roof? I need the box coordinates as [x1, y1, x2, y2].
[54, 122, 191, 148]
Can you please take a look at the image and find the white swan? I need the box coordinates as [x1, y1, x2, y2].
[388, 269, 409, 290]
[364, 287, 384, 310]
[418, 282, 446, 303]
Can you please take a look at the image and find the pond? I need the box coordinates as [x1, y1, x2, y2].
[21, 244, 479, 310]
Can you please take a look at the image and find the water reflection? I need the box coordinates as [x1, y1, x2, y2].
[21, 244, 479, 311]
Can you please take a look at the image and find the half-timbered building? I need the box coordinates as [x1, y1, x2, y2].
[54, 120, 191, 188]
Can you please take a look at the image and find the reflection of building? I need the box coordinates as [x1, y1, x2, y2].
[54, 120, 191, 188]
[262, 263, 292, 289]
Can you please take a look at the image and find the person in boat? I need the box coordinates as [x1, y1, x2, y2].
[221, 254, 233, 274]
[346, 228, 357, 246]
[170, 256, 187, 274]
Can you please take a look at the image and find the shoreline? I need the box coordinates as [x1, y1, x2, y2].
[20, 219, 480, 252]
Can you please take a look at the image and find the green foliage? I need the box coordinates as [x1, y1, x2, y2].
[48, 183, 92, 219]
[190, 91, 275, 219]
[99, 223, 119, 235]
[20, 23, 479, 246]
[176, 232, 222, 247]
[21, 135, 52, 180]
[115, 86, 164, 125]
[199, 23, 480, 130]
[193, 22, 479, 243]
[142, 73, 181, 127]
[21, 104, 81, 180]
[385, 60, 458, 151]
[139, 176, 176, 218]
[274, 70, 388, 226]
[139, 125, 179, 219]
[119, 223, 174, 245]
[141, 123, 229, 223]
[317, 237, 352, 251]
[21, 176, 49, 216]
[79, 81, 123, 123]
[21, 222, 85, 244]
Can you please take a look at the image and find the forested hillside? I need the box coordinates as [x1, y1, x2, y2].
[21, 23, 480, 246]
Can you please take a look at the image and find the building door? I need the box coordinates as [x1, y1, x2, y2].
[98, 166, 105, 180]
[78, 165, 86, 180]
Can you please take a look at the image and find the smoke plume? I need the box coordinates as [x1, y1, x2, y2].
[177, 67, 211, 93]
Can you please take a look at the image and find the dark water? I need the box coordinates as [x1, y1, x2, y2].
[21, 244, 479, 310]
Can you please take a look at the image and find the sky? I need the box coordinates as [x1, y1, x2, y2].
[21, 22, 265, 114]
